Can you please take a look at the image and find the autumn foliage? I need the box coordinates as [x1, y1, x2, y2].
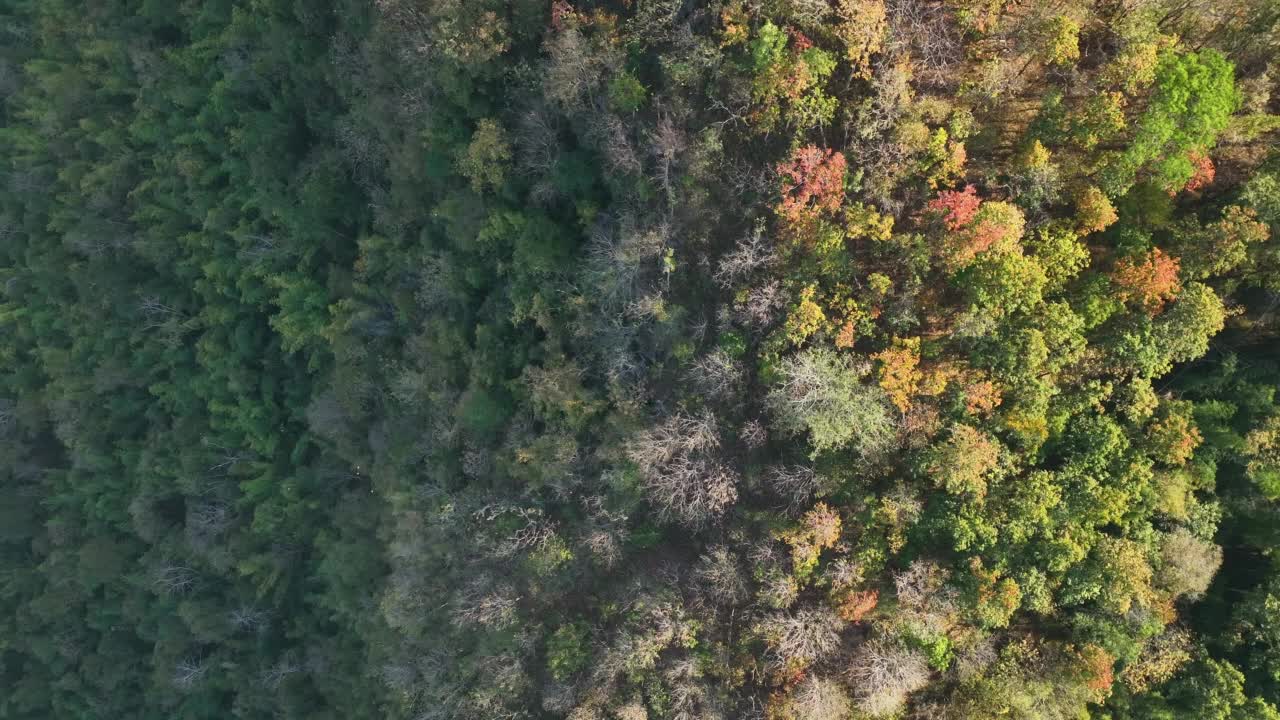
[1077, 644, 1117, 699]
[963, 379, 1003, 416]
[1182, 151, 1215, 193]
[781, 502, 843, 578]
[926, 185, 981, 230]
[1112, 248, 1183, 313]
[874, 338, 923, 413]
[1076, 186, 1119, 234]
[835, 589, 879, 623]
[777, 145, 847, 227]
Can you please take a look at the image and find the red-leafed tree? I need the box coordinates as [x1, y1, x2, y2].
[927, 185, 981, 231]
[1182, 151, 1215, 193]
[777, 145, 847, 226]
[1113, 248, 1182, 314]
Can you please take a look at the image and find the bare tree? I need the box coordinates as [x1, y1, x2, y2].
[766, 465, 821, 510]
[580, 496, 629, 569]
[685, 350, 743, 401]
[846, 638, 931, 717]
[893, 560, 951, 612]
[886, 0, 963, 88]
[172, 657, 208, 691]
[715, 222, 776, 289]
[516, 105, 561, 179]
[137, 296, 188, 330]
[740, 419, 769, 450]
[153, 565, 199, 596]
[202, 437, 252, 474]
[335, 116, 384, 182]
[260, 656, 303, 690]
[828, 557, 868, 591]
[694, 546, 748, 606]
[787, 0, 836, 27]
[229, 605, 269, 633]
[453, 577, 520, 630]
[591, 113, 642, 177]
[0, 398, 14, 434]
[543, 26, 611, 110]
[648, 109, 688, 204]
[757, 608, 845, 669]
[474, 505, 558, 559]
[187, 501, 231, 538]
[614, 700, 649, 720]
[625, 411, 739, 528]
[893, 559, 956, 637]
[734, 280, 786, 328]
[789, 675, 852, 720]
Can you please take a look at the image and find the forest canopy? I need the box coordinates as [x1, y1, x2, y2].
[3, 1, 1280, 719]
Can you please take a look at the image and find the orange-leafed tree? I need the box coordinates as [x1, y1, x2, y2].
[963, 378, 1003, 416]
[1113, 248, 1182, 314]
[1075, 186, 1118, 234]
[835, 589, 879, 623]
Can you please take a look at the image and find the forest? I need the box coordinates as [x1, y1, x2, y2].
[2, 0, 1280, 718]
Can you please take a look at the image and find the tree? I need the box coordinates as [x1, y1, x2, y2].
[955, 248, 1049, 317]
[771, 675, 853, 720]
[874, 337, 923, 413]
[758, 607, 845, 670]
[1152, 282, 1226, 367]
[547, 622, 591, 680]
[1146, 403, 1203, 466]
[1076, 186, 1118, 235]
[846, 638, 931, 717]
[1243, 416, 1280, 499]
[1174, 205, 1270, 282]
[779, 502, 842, 578]
[1157, 527, 1222, 600]
[1101, 49, 1241, 195]
[926, 185, 981, 231]
[777, 146, 847, 228]
[768, 348, 897, 456]
[1027, 223, 1088, 292]
[625, 411, 739, 527]
[942, 201, 1026, 272]
[930, 425, 1002, 498]
[1182, 151, 1215, 193]
[834, 0, 887, 79]
[1037, 16, 1080, 67]
[1112, 248, 1182, 314]
[459, 119, 513, 192]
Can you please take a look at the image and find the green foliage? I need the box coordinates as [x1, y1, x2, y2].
[608, 71, 648, 113]
[459, 118, 513, 192]
[1, 3, 1277, 719]
[1101, 50, 1241, 195]
[547, 622, 591, 681]
[768, 348, 897, 456]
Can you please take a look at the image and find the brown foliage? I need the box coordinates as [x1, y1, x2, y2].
[835, 589, 879, 623]
[963, 379, 1002, 416]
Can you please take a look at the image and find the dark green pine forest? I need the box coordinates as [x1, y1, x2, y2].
[6, 1, 1280, 718]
